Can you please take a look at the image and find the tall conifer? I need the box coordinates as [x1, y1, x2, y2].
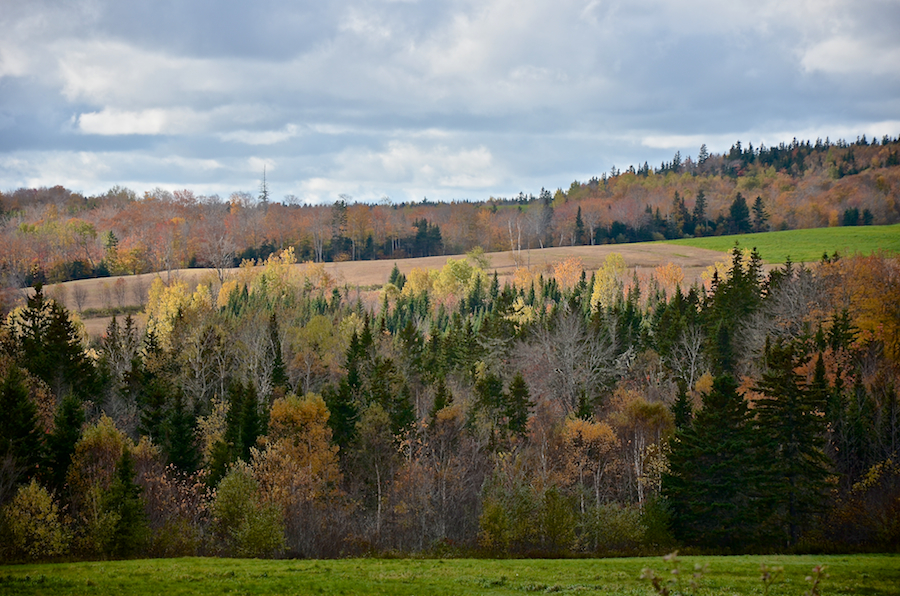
[663, 374, 761, 548]
[754, 340, 830, 546]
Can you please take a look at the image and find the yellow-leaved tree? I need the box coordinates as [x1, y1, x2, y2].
[252, 393, 345, 556]
[562, 417, 619, 514]
[145, 278, 213, 349]
[591, 253, 627, 312]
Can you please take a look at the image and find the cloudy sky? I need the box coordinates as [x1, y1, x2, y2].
[1, 0, 899, 203]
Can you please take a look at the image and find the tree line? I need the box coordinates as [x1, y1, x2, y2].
[0, 246, 898, 560]
[1, 135, 899, 292]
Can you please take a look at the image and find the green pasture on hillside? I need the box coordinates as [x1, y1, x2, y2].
[662, 223, 900, 263]
[1, 554, 898, 595]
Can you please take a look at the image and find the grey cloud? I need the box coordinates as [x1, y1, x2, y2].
[1, 0, 898, 199]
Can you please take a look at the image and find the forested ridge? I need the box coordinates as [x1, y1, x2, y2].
[2, 135, 899, 292]
[0, 240, 898, 560]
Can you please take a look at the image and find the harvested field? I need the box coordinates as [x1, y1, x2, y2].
[35, 243, 729, 338]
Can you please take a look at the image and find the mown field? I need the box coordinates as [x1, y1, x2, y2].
[34, 224, 899, 337]
[663, 223, 900, 263]
[1, 554, 898, 595]
[42, 243, 727, 337]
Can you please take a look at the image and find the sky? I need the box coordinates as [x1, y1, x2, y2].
[1, 0, 899, 204]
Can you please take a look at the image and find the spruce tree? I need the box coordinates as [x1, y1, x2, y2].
[505, 372, 531, 437]
[692, 190, 707, 234]
[751, 196, 769, 232]
[0, 364, 44, 482]
[728, 193, 751, 234]
[269, 313, 288, 394]
[574, 207, 586, 245]
[662, 374, 761, 548]
[9, 284, 99, 401]
[104, 446, 149, 557]
[237, 382, 265, 461]
[671, 381, 693, 429]
[754, 340, 830, 546]
[44, 394, 85, 494]
[164, 391, 200, 474]
[429, 377, 452, 424]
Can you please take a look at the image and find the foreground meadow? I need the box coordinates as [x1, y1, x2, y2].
[1, 555, 898, 595]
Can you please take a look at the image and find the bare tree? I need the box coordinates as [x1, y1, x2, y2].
[581, 204, 603, 246]
[310, 207, 331, 263]
[101, 281, 113, 311]
[518, 306, 618, 415]
[666, 324, 707, 390]
[130, 276, 148, 308]
[72, 284, 87, 313]
[197, 214, 237, 284]
[48, 283, 68, 310]
[113, 278, 127, 309]
[179, 323, 228, 408]
[739, 265, 825, 364]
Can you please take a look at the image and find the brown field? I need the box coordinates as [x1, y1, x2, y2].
[34, 243, 729, 337]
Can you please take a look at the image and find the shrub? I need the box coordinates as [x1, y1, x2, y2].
[2, 479, 69, 560]
[212, 462, 285, 558]
[579, 502, 645, 553]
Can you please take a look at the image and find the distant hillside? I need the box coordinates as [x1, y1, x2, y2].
[2, 135, 898, 292]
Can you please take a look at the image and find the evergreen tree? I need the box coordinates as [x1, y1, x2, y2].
[728, 193, 751, 234]
[164, 391, 200, 474]
[474, 371, 506, 445]
[671, 381, 693, 429]
[239, 382, 265, 461]
[429, 377, 452, 425]
[104, 446, 149, 557]
[574, 206, 586, 245]
[0, 364, 44, 483]
[704, 245, 763, 373]
[132, 328, 173, 444]
[670, 192, 689, 237]
[324, 379, 358, 452]
[390, 383, 415, 437]
[44, 394, 84, 495]
[505, 372, 531, 437]
[751, 196, 769, 232]
[692, 190, 708, 234]
[754, 340, 830, 546]
[9, 284, 99, 401]
[662, 374, 761, 548]
[698, 143, 709, 164]
[269, 313, 288, 394]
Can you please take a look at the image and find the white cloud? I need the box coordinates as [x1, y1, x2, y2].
[340, 8, 394, 41]
[247, 157, 276, 174]
[801, 37, 900, 77]
[336, 141, 497, 188]
[220, 124, 300, 145]
[77, 107, 210, 135]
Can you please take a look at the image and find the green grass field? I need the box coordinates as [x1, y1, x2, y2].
[662, 223, 900, 263]
[1, 554, 898, 595]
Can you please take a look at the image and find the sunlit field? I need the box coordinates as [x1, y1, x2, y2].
[663, 223, 900, 263]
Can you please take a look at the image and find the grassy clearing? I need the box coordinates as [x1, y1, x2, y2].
[1, 554, 897, 595]
[662, 223, 900, 263]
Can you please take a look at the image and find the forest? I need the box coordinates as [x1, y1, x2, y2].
[1, 135, 899, 294]
[0, 237, 898, 560]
